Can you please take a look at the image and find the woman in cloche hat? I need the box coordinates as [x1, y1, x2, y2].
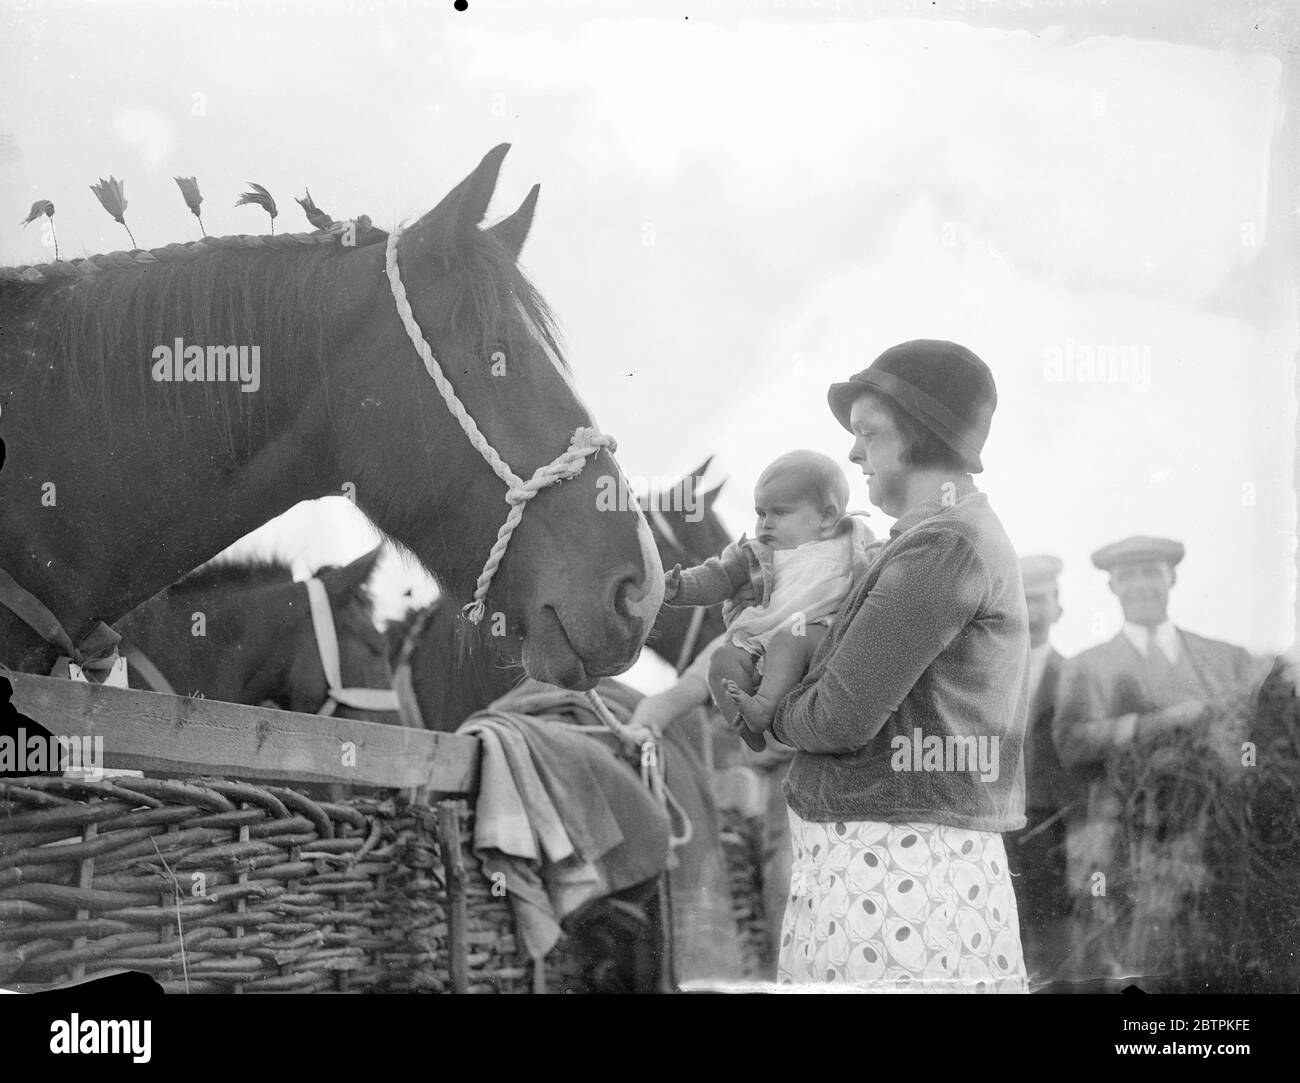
[757, 339, 1031, 991]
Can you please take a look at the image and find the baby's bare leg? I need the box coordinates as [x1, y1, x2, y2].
[707, 645, 763, 749]
[728, 623, 830, 735]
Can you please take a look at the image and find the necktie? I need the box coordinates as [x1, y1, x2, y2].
[1144, 633, 1178, 693]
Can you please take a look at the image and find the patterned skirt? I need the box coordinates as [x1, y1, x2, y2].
[777, 810, 1028, 993]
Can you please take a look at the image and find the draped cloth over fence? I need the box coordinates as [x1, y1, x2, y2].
[457, 679, 747, 981]
[457, 684, 672, 960]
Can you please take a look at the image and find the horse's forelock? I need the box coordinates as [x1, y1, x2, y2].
[315, 562, 378, 621]
[444, 235, 566, 372]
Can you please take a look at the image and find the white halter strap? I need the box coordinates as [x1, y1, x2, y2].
[306, 577, 402, 715]
[385, 228, 616, 624]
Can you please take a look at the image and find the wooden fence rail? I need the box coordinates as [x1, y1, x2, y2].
[6, 672, 479, 794]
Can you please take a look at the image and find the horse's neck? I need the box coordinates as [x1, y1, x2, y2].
[1, 307, 345, 672]
[118, 580, 273, 701]
[2, 432, 329, 672]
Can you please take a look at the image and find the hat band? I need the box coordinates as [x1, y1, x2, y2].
[856, 369, 984, 465]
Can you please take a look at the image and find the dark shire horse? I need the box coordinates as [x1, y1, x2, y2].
[641, 458, 730, 675]
[388, 460, 729, 732]
[0, 144, 661, 688]
[114, 548, 396, 721]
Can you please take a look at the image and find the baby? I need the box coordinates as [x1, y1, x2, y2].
[662, 450, 877, 750]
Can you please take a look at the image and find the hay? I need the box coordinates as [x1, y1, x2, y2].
[1101, 680, 1300, 990]
[719, 810, 770, 978]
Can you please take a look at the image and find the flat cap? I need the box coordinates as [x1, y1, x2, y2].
[1090, 535, 1185, 572]
[1020, 554, 1063, 593]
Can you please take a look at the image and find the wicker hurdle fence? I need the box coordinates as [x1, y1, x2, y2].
[0, 673, 567, 993]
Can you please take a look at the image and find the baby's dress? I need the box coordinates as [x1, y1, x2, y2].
[728, 534, 854, 657]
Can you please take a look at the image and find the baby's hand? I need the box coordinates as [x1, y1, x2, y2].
[663, 564, 683, 603]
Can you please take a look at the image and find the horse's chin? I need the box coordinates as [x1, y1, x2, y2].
[521, 606, 607, 691]
[522, 603, 650, 686]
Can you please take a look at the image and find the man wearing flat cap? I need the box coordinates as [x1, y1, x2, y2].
[1053, 535, 1261, 981]
[1005, 554, 1073, 984]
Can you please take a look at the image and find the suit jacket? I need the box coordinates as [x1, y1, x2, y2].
[1052, 627, 1259, 887]
[1023, 647, 1072, 813]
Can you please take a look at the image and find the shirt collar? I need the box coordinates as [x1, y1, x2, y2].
[1122, 620, 1179, 659]
[888, 477, 981, 539]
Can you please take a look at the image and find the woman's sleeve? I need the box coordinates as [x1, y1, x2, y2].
[771, 529, 990, 754]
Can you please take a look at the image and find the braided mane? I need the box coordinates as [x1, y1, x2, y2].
[0, 219, 566, 410]
[0, 227, 396, 457]
[0, 225, 387, 287]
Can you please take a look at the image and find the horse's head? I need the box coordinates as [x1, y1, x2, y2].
[332, 145, 661, 689]
[644, 458, 731, 571]
[641, 459, 731, 671]
[278, 549, 397, 722]
[116, 549, 395, 719]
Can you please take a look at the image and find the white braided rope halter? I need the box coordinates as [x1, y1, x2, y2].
[385, 227, 616, 624]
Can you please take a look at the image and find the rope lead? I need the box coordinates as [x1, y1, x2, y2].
[385, 228, 615, 625]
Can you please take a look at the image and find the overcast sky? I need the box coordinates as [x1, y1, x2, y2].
[2, 1, 1294, 691]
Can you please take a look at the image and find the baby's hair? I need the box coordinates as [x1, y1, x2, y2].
[756, 450, 850, 520]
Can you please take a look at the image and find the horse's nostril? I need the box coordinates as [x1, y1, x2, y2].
[613, 575, 637, 619]
[613, 574, 654, 634]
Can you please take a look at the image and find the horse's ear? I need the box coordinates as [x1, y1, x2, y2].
[405, 143, 511, 262]
[319, 546, 382, 602]
[667, 456, 713, 507]
[688, 456, 714, 483]
[703, 479, 727, 510]
[488, 184, 540, 260]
